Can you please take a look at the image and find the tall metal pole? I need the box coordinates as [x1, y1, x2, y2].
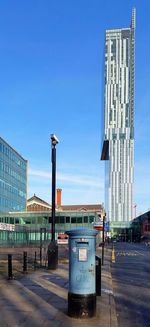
[47, 134, 59, 270]
[133, 203, 137, 219]
[135, 204, 137, 219]
[51, 145, 56, 242]
[102, 215, 105, 265]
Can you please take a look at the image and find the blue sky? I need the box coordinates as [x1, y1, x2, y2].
[0, 0, 150, 216]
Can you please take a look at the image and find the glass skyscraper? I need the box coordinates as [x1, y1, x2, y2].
[0, 137, 27, 212]
[101, 9, 136, 233]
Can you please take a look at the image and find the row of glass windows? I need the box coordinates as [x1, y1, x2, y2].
[0, 217, 16, 224]
[0, 215, 95, 225]
[0, 179, 26, 199]
[0, 197, 25, 212]
[0, 160, 26, 184]
[49, 215, 94, 224]
[0, 229, 101, 246]
[0, 230, 51, 244]
[0, 141, 26, 169]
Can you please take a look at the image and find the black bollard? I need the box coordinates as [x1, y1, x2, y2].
[23, 251, 27, 273]
[40, 246, 42, 267]
[96, 256, 101, 296]
[102, 242, 104, 265]
[34, 251, 37, 270]
[8, 254, 13, 279]
[47, 241, 58, 270]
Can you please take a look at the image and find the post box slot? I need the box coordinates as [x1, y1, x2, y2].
[76, 242, 89, 245]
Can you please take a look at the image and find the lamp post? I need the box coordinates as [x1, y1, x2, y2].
[102, 213, 106, 265]
[133, 204, 137, 219]
[47, 134, 59, 270]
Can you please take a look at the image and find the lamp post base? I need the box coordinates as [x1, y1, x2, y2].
[47, 241, 58, 270]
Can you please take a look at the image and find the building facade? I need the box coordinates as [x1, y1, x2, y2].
[101, 9, 136, 233]
[0, 137, 27, 212]
[27, 194, 51, 212]
[0, 209, 102, 246]
[131, 210, 150, 242]
[0, 189, 104, 246]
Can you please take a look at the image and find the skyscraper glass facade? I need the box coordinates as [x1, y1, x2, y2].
[0, 137, 27, 212]
[101, 9, 136, 231]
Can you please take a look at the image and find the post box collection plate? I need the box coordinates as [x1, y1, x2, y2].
[78, 248, 87, 261]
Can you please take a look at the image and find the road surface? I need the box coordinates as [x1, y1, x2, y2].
[111, 242, 150, 327]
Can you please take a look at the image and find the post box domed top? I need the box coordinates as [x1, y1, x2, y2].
[66, 228, 98, 237]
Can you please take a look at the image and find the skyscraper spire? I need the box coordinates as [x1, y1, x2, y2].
[131, 8, 136, 29]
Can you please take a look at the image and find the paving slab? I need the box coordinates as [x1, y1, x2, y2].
[0, 247, 118, 327]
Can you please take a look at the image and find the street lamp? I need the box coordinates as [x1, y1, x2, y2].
[133, 204, 137, 219]
[102, 212, 106, 265]
[47, 134, 59, 269]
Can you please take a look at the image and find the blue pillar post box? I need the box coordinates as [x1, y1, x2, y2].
[66, 228, 98, 318]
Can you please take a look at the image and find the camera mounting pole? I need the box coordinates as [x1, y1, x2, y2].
[47, 134, 59, 270]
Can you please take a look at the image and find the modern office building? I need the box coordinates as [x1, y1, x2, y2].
[101, 9, 136, 234]
[0, 137, 27, 212]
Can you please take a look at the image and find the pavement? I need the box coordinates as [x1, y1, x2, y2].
[0, 246, 118, 327]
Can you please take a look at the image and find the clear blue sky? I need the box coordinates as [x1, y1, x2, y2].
[0, 0, 150, 216]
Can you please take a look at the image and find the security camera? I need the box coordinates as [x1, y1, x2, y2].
[50, 134, 59, 145]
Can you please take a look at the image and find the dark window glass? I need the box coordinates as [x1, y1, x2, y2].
[66, 216, 70, 223]
[60, 217, 65, 224]
[109, 110, 112, 123]
[112, 134, 117, 140]
[77, 217, 82, 223]
[55, 216, 59, 223]
[89, 216, 94, 223]
[71, 217, 76, 224]
[111, 40, 116, 56]
[84, 216, 88, 223]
